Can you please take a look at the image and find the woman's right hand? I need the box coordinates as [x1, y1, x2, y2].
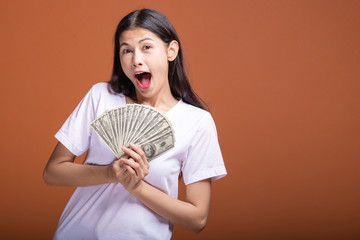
[108, 143, 149, 191]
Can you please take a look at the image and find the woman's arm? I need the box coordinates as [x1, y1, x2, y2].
[132, 179, 211, 234]
[121, 146, 212, 234]
[43, 142, 148, 187]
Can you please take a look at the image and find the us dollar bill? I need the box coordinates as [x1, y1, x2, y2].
[141, 131, 175, 160]
[91, 116, 120, 158]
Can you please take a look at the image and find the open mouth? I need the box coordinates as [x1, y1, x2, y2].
[135, 72, 152, 89]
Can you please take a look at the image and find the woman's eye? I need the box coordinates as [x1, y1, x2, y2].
[122, 49, 132, 54]
[143, 45, 151, 50]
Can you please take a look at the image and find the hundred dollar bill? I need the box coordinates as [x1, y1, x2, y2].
[124, 104, 141, 145]
[107, 109, 119, 151]
[140, 131, 175, 160]
[137, 126, 174, 146]
[91, 116, 119, 158]
[118, 106, 125, 147]
[132, 104, 151, 140]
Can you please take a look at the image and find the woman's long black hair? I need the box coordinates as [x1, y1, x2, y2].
[109, 8, 206, 110]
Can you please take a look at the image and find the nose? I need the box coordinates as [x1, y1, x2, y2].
[132, 50, 143, 67]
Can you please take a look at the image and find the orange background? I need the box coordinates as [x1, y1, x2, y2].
[1, 0, 359, 239]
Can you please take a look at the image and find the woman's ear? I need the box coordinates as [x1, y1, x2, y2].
[167, 40, 179, 62]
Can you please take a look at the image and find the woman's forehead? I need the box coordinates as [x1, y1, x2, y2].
[119, 27, 160, 45]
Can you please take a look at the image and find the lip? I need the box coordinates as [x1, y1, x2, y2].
[133, 70, 150, 77]
[136, 79, 151, 89]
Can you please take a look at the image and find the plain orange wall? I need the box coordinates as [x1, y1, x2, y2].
[0, 0, 359, 239]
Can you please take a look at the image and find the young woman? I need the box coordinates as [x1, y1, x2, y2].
[44, 8, 226, 240]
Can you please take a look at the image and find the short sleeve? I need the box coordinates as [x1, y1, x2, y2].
[181, 113, 227, 185]
[55, 87, 96, 156]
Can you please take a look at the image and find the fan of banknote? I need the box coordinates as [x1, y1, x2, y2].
[90, 104, 175, 160]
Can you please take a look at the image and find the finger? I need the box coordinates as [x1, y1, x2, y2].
[124, 164, 136, 176]
[118, 153, 130, 160]
[119, 158, 137, 170]
[118, 156, 132, 167]
[129, 143, 149, 169]
[122, 145, 147, 170]
[129, 144, 149, 177]
[122, 158, 140, 170]
[112, 159, 128, 180]
[121, 146, 139, 160]
[121, 158, 143, 178]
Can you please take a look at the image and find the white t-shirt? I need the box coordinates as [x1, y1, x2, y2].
[53, 83, 227, 240]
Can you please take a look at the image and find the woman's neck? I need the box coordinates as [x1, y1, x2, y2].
[126, 93, 178, 114]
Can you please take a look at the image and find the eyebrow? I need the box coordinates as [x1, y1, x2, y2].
[119, 37, 154, 48]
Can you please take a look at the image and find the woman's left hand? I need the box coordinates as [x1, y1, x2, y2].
[119, 143, 149, 191]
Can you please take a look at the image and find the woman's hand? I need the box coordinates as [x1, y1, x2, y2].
[109, 143, 149, 191]
[44, 142, 149, 188]
[106, 143, 211, 233]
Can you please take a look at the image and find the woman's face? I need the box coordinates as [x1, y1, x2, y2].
[119, 27, 177, 101]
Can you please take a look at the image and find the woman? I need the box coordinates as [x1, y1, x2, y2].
[44, 8, 226, 240]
